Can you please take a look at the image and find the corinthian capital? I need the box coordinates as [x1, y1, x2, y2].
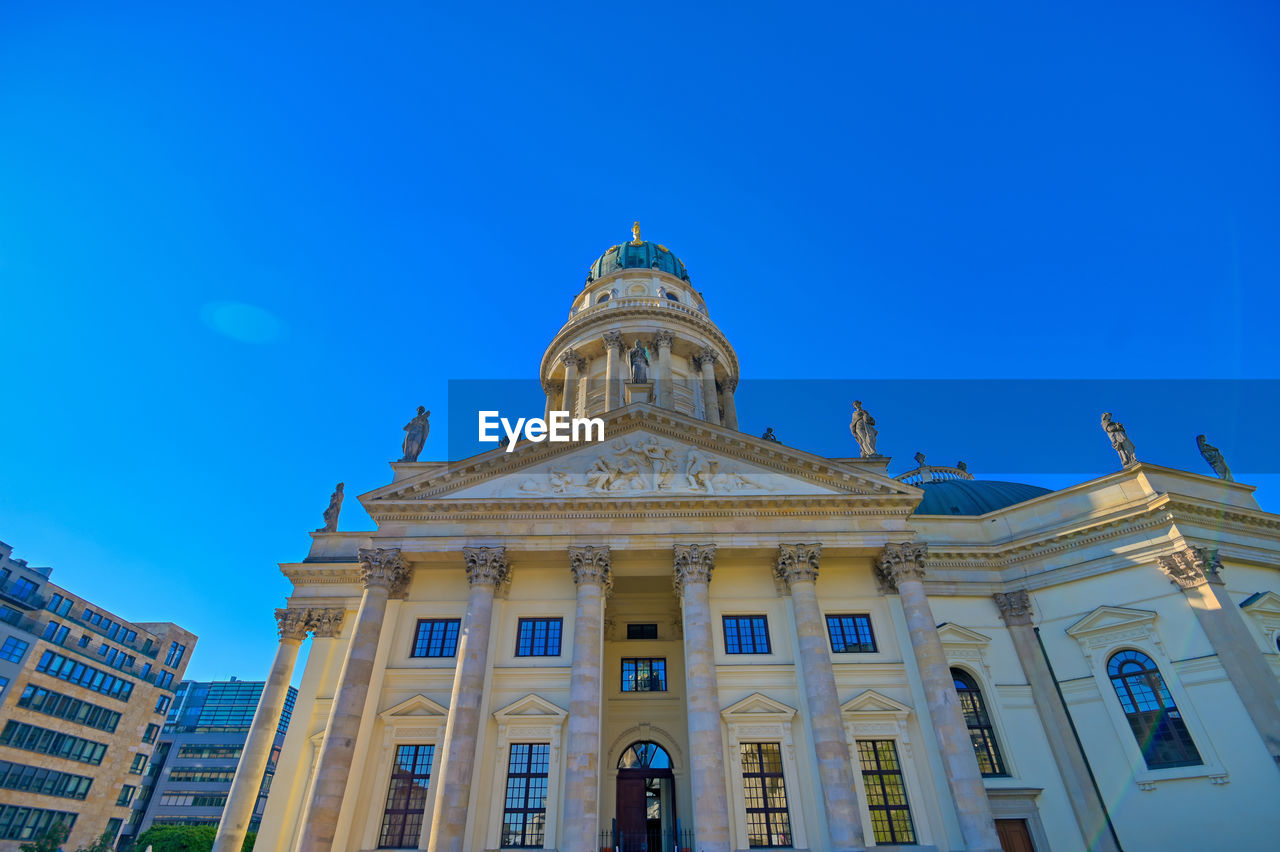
[875, 542, 928, 593]
[722, 376, 739, 393]
[602, 330, 625, 352]
[698, 345, 719, 364]
[358, 547, 411, 598]
[462, 546, 511, 588]
[993, 591, 1033, 626]
[569, 545, 613, 594]
[673, 544, 717, 589]
[775, 544, 822, 589]
[1157, 546, 1223, 590]
[652, 329, 675, 349]
[308, 608, 346, 638]
[561, 348, 585, 370]
[274, 608, 311, 642]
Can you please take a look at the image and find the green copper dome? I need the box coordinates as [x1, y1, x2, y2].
[586, 223, 691, 283]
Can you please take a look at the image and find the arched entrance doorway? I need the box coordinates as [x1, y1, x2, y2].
[614, 741, 675, 851]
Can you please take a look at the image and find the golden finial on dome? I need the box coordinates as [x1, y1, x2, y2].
[630, 221, 643, 245]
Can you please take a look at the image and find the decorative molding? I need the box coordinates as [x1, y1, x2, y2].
[601, 330, 625, 352]
[651, 329, 675, 348]
[462, 546, 510, 588]
[275, 608, 311, 641]
[1065, 605, 1161, 662]
[994, 590, 1033, 626]
[875, 542, 927, 593]
[568, 545, 612, 595]
[697, 345, 719, 364]
[775, 543, 821, 588]
[1157, 546, 1223, 590]
[308, 608, 346, 638]
[357, 547, 411, 598]
[673, 543, 716, 592]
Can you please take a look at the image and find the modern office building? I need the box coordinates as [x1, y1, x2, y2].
[228, 230, 1280, 852]
[126, 678, 296, 837]
[0, 540, 196, 847]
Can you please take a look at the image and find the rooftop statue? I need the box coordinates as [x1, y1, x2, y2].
[401, 406, 431, 462]
[1197, 434, 1233, 481]
[761, 427, 780, 443]
[318, 482, 343, 532]
[850, 400, 878, 457]
[1101, 412, 1137, 467]
[631, 220, 643, 245]
[913, 452, 927, 468]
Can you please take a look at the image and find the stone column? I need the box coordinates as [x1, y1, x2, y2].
[775, 545, 864, 851]
[603, 331, 624, 411]
[562, 546, 612, 849]
[694, 347, 721, 425]
[674, 544, 731, 852]
[1158, 546, 1280, 765]
[561, 349, 583, 416]
[299, 549, 410, 852]
[994, 592, 1120, 852]
[721, 376, 739, 431]
[876, 543, 1001, 852]
[214, 609, 326, 852]
[653, 330, 675, 409]
[427, 547, 511, 852]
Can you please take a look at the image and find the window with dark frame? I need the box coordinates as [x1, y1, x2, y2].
[952, 669, 1008, 776]
[1107, 649, 1202, 769]
[621, 658, 667, 692]
[377, 743, 434, 849]
[740, 742, 792, 848]
[501, 742, 549, 848]
[723, 616, 771, 655]
[626, 623, 658, 640]
[825, 614, 877, 653]
[411, 619, 461, 658]
[857, 739, 916, 844]
[515, 618, 562, 657]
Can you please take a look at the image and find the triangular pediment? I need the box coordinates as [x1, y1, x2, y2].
[493, 693, 567, 722]
[936, 623, 992, 646]
[841, 690, 912, 716]
[1066, 605, 1157, 638]
[362, 405, 919, 509]
[379, 694, 448, 722]
[1242, 591, 1280, 617]
[721, 692, 797, 721]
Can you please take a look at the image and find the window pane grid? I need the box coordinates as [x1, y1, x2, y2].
[1107, 650, 1202, 769]
[515, 619, 562, 657]
[411, 620, 460, 658]
[952, 669, 1008, 776]
[723, 616, 771, 655]
[740, 743, 791, 848]
[501, 743, 549, 848]
[378, 744, 434, 848]
[826, 614, 877, 653]
[857, 740, 916, 845]
[621, 658, 667, 692]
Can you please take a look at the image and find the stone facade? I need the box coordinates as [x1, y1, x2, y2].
[234, 236, 1280, 851]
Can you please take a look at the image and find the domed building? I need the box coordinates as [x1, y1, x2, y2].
[221, 228, 1280, 852]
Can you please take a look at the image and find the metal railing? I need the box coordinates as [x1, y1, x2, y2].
[599, 824, 695, 852]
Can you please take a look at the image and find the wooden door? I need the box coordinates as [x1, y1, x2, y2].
[616, 773, 648, 849]
[996, 818, 1036, 852]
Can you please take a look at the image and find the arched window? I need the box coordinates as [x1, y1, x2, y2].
[665, 291, 680, 301]
[617, 741, 671, 769]
[952, 668, 1007, 776]
[1107, 650, 1202, 769]
[595, 292, 611, 304]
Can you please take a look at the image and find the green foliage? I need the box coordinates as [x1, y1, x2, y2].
[133, 825, 217, 852]
[76, 832, 117, 852]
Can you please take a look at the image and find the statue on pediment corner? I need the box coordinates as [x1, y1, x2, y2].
[850, 400, 878, 457]
[1196, 434, 1233, 481]
[1101, 412, 1137, 467]
[400, 406, 430, 462]
[317, 482, 343, 532]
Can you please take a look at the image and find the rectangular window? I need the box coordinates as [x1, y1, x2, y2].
[501, 743, 549, 848]
[626, 623, 658, 640]
[0, 720, 108, 765]
[176, 744, 242, 759]
[857, 740, 916, 845]
[0, 805, 77, 839]
[117, 784, 136, 806]
[378, 744, 435, 848]
[104, 818, 122, 841]
[826, 614, 877, 654]
[167, 769, 236, 783]
[0, 758, 93, 800]
[0, 636, 29, 663]
[129, 754, 147, 774]
[0, 677, 7, 695]
[621, 658, 667, 692]
[411, 619, 460, 658]
[42, 621, 59, 640]
[143, 724, 160, 744]
[11, 578, 38, 601]
[33, 651, 134, 701]
[723, 616, 771, 655]
[155, 695, 171, 714]
[740, 742, 792, 848]
[165, 642, 186, 667]
[47, 594, 63, 613]
[515, 618, 562, 657]
[17, 685, 122, 733]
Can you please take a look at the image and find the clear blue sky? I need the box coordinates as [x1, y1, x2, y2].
[2, 2, 1278, 681]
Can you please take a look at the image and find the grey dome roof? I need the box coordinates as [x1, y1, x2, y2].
[914, 479, 1052, 516]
